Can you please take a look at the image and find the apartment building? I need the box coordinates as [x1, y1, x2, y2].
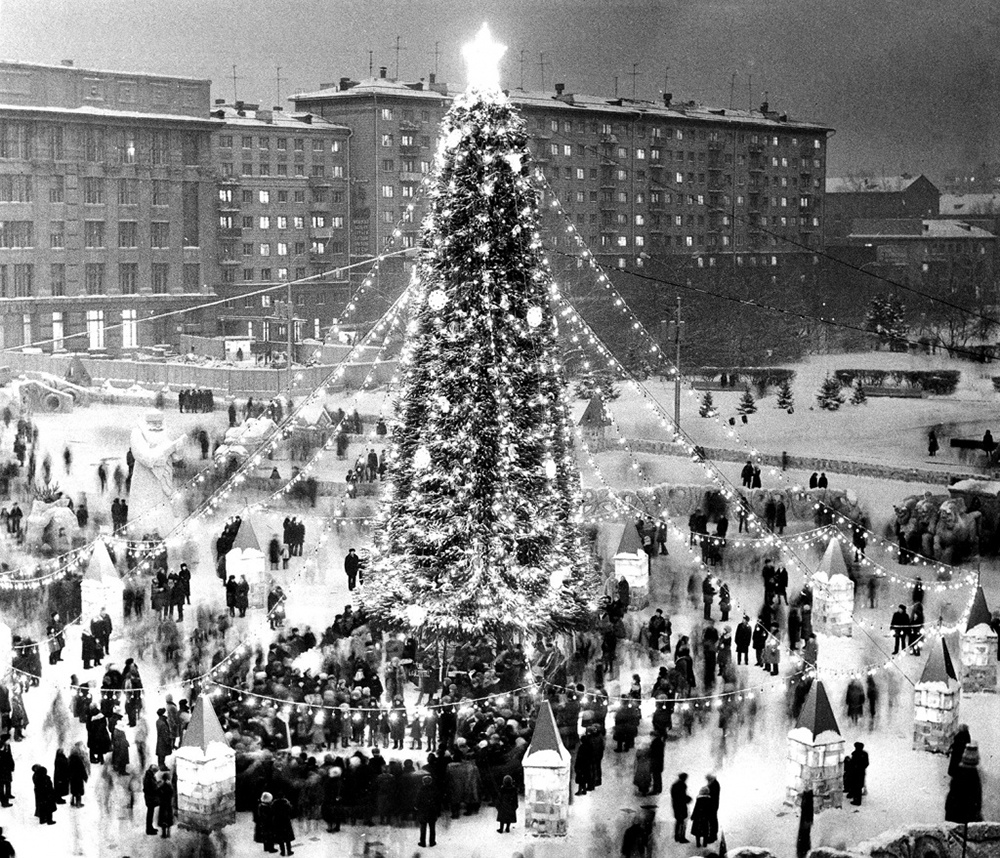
[291, 72, 832, 291]
[0, 60, 219, 353]
[208, 101, 351, 353]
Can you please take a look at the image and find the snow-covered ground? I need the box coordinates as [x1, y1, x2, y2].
[0, 351, 995, 858]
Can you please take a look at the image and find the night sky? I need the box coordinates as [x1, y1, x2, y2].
[1, 0, 997, 179]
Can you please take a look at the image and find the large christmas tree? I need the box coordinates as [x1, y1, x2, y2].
[359, 25, 593, 642]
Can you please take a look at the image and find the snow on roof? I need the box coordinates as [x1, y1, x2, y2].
[182, 695, 231, 754]
[825, 175, 930, 194]
[940, 193, 1000, 216]
[848, 219, 995, 240]
[0, 102, 215, 125]
[966, 586, 993, 633]
[292, 79, 830, 131]
[525, 700, 569, 765]
[210, 104, 348, 132]
[0, 58, 208, 83]
[795, 680, 841, 738]
[294, 401, 331, 426]
[949, 478, 1000, 497]
[919, 638, 958, 685]
[231, 516, 265, 554]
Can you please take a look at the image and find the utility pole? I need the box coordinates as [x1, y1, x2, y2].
[519, 49, 526, 89]
[230, 64, 241, 103]
[433, 41, 441, 76]
[368, 50, 374, 77]
[286, 277, 293, 395]
[671, 297, 683, 430]
[729, 72, 737, 110]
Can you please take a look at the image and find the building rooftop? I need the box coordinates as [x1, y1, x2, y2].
[849, 219, 995, 240]
[0, 101, 216, 124]
[940, 193, 1000, 216]
[210, 103, 349, 132]
[826, 175, 931, 194]
[0, 58, 209, 84]
[291, 77, 831, 133]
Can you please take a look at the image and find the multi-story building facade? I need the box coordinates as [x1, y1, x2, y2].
[825, 174, 940, 241]
[292, 72, 832, 362]
[0, 60, 219, 353]
[208, 102, 351, 354]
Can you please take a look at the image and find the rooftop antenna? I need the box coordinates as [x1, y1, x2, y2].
[537, 52, 551, 91]
[433, 41, 441, 77]
[275, 66, 287, 108]
[614, 75, 619, 98]
[663, 66, 670, 94]
[393, 35, 405, 79]
[231, 64, 242, 103]
[747, 73, 752, 111]
[627, 62, 640, 99]
[368, 50, 374, 78]
[729, 72, 736, 110]
[520, 49, 526, 89]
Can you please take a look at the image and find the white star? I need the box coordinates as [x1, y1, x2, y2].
[462, 23, 507, 92]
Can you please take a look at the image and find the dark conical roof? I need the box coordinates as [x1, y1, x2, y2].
[579, 396, 611, 428]
[616, 522, 644, 555]
[920, 637, 958, 685]
[182, 695, 229, 753]
[795, 680, 840, 738]
[231, 516, 264, 553]
[526, 700, 566, 759]
[966, 586, 993, 632]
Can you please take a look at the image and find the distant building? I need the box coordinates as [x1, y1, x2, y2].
[207, 101, 352, 356]
[939, 193, 1000, 237]
[0, 59, 219, 353]
[825, 174, 940, 241]
[843, 218, 996, 279]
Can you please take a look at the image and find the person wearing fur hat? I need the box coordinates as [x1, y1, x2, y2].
[255, 791, 276, 852]
[496, 774, 518, 833]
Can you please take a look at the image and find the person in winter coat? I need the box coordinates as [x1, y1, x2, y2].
[928, 430, 939, 457]
[575, 727, 594, 795]
[31, 765, 56, 825]
[633, 744, 652, 796]
[225, 576, 239, 617]
[68, 743, 88, 807]
[763, 630, 781, 676]
[670, 773, 691, 843]
[734, 616, 752, 665]
[157, 774, 173, 838]
[111, 725, 129, 775]
[844, 742, 869, 806]
[890, 604, 910, 654]
[775, 500, 788, 534]
[945, 742, 982, 824]
[845, 680, 865, 725]
[751, 622, 767, 667]
[948, 725, 972, 779]
[142, 764, 159, 835]
[691, 786, 713, 847]
[496, 774, 518, 833]
[271, 793, 296, 856]
[649, 732, 666, 795]
[86, 710, 110, 764]
[0, 736, 13, 807]
[53, 749, 69, 804]
[322, 766, 342, 834]
[255, 791, 277, 851]
[446, 752, 482, 817]
[154, 709, 173, 768]
[415, 775, 439, 849]
[622, 816, 649, 858]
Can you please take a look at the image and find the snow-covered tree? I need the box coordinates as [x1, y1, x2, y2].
[864, 294, 907, 348]
[359, 27, 593, 642]
[817, 376, 846, 410]
[574, 368, 621, 401]
[776, 379, 794, 410]
[737, 388, 757, 415]
[850, 380, 868, 405]
[699, 391, 716, 418]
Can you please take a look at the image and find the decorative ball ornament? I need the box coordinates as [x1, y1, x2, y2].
[543, 457, 557, 479]
[404, 604, 428, 628]
[526, 306, 543, 329]
[549, 567, 567, 589]
[428, 289, 448, 311]
[414, 445, 431, 470]
[436, 395, 451, 413]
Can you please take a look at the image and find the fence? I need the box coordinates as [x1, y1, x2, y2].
[1, 351, 395, 398]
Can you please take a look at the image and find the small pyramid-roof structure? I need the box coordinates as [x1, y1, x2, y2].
[920, 637, 958, 685]
[795, 680, 840, 739]
[65, 354, 92, 387]
[579, 396, 611, 428]
[818, 537, 850, 579]
[526, 700, 568, 764]
[182, 695, 230, 754]
[965, 586, 994, 633]
[616, 522, 644, 555]
[231, 516, 264, 554]
[84, 541, 117, 581]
